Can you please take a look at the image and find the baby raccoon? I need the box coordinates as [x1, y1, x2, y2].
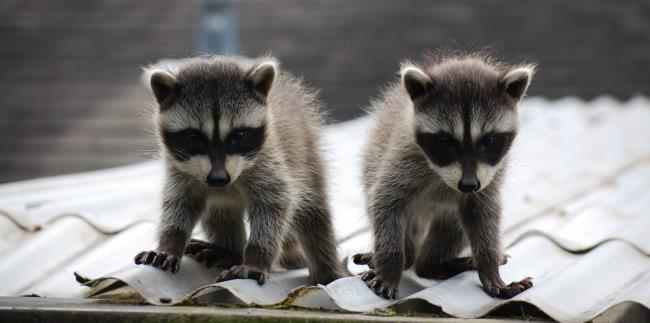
[353, 53, 535, 299]
[134, 55, 344, 285]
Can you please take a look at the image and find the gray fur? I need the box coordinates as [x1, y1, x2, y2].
[355, 53, 535, 299]
[134, 55, 344, 285]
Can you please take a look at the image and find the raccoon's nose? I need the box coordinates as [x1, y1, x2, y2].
[207, 169, 230, 187]
[458, 178, 481, 193]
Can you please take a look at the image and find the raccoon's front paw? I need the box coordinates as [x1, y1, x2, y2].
[352, 252, 375, 269]
[361, 269, 399, 299]
[184, 239, 242, 268]
[134, 250, 180, 274]
[484, 276, 533, 299]
[353, 251, 415, 270]
[215, 265, 269, 285]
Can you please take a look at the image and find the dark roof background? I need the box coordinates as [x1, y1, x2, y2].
[238, 0, 650, 120]
[1, 0, 649, 182]
[0, 0, 200, 182]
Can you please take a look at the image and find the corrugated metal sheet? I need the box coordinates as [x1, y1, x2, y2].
[1, 96, 649, 322]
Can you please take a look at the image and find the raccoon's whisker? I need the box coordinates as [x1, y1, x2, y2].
[168, 148, 193, 161]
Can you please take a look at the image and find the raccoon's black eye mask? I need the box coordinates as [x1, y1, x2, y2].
[477, 131, 515, 165]
[162, 126, 266, 161]
[225, 126, 266, 159]
[162, 129, 209, 161]
[416, 131, 458, 166]
[415, 131, 515, 167]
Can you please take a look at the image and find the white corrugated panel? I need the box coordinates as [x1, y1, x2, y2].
[0, 96, 649, 322]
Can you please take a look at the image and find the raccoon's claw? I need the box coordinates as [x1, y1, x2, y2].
[184, 239, 242, 268]
[360, 269, 375, 281]
[360, 270, 399, 299]
[134, 250, 180, 274]
[352, 252, 375, 268]
[486, 276, 533, 299]
[215, 265, 269, 285]
[499, 253, 511, 265]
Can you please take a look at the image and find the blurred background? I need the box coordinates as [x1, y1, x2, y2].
[0, 0, 648, 182]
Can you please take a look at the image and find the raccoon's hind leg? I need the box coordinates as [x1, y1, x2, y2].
[415, 254, 509, 279]
[352, 228, 416, 270]
[414, 211, 509, 280]
[185, 207, 245, 269]
[414, 212, 470, 280]
[293, 198, 345, 285]
[277, 232, 308, 269]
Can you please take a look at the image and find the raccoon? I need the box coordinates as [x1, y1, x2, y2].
[353, 53, 535, 299]
[134, 55, 344, 285]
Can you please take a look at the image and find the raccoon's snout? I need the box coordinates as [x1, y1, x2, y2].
[207, 168, 230, 187]
[458, 177, 481, 193]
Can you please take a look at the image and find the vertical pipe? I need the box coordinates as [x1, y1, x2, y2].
[199, 0, 237, 54]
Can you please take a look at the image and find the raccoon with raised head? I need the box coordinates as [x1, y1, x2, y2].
[134, 55, 344, 285]
[353, 53, 535, 299]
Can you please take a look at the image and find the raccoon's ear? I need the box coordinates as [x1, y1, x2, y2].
[501, 66, 535, 100]
[248, 61, 277, 100]
[150, 70, 179, 108]
[401, 65, 433, 101]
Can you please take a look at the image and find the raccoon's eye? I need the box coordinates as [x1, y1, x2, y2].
[230, 130, 247, 142]
[162, 129, 208, 161]
[478, 132, 514, 166]
[226, 127, 265, 159]
[483, 136, 496, 146]
[415, 131, 458, 167]
[437, 136, 453, 147]
[187, 132, 202, 142]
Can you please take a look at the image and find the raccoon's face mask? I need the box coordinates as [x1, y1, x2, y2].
[414, 129, 516, 193]
[159, 125, 267, 187]
[149, 60, 277, 187]
[401, 63, 534, 193]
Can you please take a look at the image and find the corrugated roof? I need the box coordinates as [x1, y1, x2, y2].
[1, 96, 649, 322]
